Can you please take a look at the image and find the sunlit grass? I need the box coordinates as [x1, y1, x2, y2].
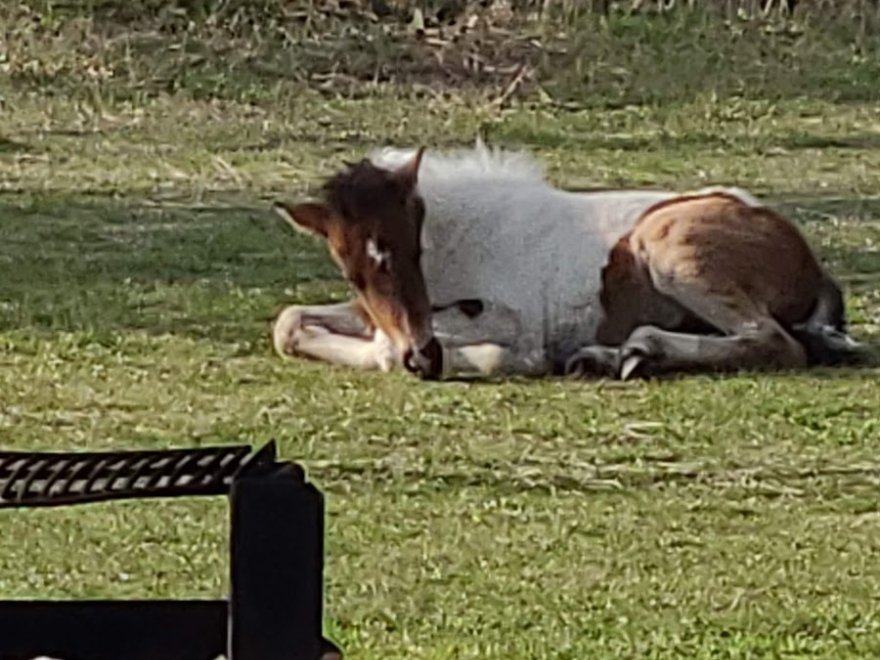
[1, 4, 880, 657]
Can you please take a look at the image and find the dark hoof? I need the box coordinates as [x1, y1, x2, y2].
[564, 347, 618, 379]
[617, 339, 659, 380]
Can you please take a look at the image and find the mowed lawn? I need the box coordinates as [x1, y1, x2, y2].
[3, 26, 880, 657]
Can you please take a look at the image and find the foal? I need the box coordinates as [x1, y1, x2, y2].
[272, 144, 865, 380]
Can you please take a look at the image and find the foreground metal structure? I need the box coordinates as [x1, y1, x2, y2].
[0, 440, 341, 660]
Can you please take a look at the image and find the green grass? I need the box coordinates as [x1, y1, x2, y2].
[2, 4, 880, 658]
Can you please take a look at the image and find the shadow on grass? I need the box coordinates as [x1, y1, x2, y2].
[0, 191, 877, 357]
[313, 447, 880, 497]
[0, 193, 345, 345]
[0, 136, 31, 153]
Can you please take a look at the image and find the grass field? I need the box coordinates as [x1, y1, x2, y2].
[3, 3, 880, 658]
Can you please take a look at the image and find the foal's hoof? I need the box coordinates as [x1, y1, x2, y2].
[564, 346, 618, 378]
[272, 306, 305, 357]
[619, 354, 647, 381]
[617, 333, 661, 380]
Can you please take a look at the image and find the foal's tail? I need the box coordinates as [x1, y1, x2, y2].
[789, 275, 876, 366]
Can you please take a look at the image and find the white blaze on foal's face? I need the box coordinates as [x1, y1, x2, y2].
[366, 238, 390, 269]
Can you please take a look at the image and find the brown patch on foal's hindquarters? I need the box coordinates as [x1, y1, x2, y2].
[594, 192, 832, 374]
[628, 193, 824, 324]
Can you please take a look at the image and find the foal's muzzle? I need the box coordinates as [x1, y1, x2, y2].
[403, 337, 443, 381]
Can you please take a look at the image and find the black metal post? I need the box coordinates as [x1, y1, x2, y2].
[228, 465, 326, 660]
[0, 600, 227, 660]
[0, 442, 341, 660]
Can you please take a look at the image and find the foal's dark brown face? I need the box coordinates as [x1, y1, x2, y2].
[274, 149, 442, 379]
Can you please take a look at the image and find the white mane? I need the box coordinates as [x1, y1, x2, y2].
[368, 142, 764, 208]
[369, 140, 548, 186]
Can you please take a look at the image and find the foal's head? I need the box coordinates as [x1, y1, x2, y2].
[274, 149, 442, 379]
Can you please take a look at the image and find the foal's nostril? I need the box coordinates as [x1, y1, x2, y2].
[418, 337, 443, 381]
[403, 349, 419, 374]
[402, 339, 443, 380]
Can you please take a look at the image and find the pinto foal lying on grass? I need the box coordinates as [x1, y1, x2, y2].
[272, 144, 867, 380]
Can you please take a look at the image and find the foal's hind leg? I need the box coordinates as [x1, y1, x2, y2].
[273, 301, 398, 371]
[617, 321, 806, 379]
[565, 268, 809, 380]
[615, 284, 807, 379]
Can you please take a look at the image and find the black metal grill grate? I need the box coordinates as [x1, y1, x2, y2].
[0, 441, 278, 508]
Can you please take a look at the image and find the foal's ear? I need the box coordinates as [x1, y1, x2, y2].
[273, 202, 332, 238]
[393, 147, 425, 189]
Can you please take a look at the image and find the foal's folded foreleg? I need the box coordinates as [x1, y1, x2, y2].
[273, 302, 398, 371]
[273, 298, 556, 377]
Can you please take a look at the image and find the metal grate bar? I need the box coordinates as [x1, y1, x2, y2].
[0, 600, 227, 660]
[0, 441, 279, 508]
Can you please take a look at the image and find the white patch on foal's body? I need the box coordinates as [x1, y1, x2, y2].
[369, 141, 764, 374]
